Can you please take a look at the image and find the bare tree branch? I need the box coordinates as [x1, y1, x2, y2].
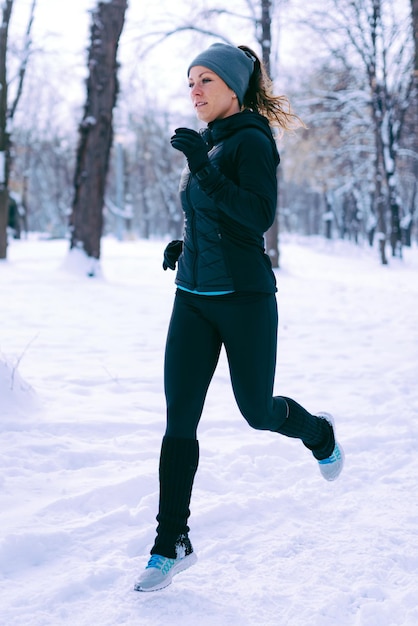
[8, 0, 37, 121]
[136, 26, 233, 59]
[199, 8, 257, 22]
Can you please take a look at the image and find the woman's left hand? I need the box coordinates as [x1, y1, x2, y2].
[162, 239, 183, 271]
[170, 128, 210, 174]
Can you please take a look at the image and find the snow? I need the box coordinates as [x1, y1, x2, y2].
[1, 234, 418, 626]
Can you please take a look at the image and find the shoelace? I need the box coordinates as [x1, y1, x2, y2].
[146, 554, 175, 574]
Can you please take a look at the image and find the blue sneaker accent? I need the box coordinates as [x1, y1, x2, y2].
[146, 554, 175, 574]
[318, 444, 343, 465]
[316, 412, 345, 481]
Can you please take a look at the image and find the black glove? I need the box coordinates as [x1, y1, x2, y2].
[162, 239, 183, 271]
[170, 128, 209, 174]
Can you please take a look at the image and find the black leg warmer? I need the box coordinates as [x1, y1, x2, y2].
[276, 397, 335, 460]
[151, 435, 199, 558]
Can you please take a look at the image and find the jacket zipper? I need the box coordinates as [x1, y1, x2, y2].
[186, 176, 198, 290]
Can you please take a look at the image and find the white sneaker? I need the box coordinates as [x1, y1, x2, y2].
[134, 537, 197, 592]
[316, 412, 345, 481]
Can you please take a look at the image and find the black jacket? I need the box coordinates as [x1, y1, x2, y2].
[175, 110, 280, 293]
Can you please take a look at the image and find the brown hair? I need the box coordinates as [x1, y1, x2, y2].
[238, 45, 305, 133]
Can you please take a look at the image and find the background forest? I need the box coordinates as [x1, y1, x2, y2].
[2, 3, 418, 623]
[3, 0, 418, 266]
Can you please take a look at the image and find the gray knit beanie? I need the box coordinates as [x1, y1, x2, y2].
[187, 43, 255, 106]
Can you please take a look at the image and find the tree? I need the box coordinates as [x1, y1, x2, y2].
[411, 0, 418, 114]
[259, 0, 280, 267]
[69, 0, 127, 272]
[409, 0, 418, 244]
[0, 0, 36, 259]
[296, 0, 413, 264]
[105, 110, 182, 240]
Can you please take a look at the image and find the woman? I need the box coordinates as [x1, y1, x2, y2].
[134, 43, 344, 593]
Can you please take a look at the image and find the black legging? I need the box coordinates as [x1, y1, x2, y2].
[164, 289, 288, 439]
[153, 289, 333, 557]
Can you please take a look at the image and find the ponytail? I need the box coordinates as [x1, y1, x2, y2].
[238, 45, 305, 133]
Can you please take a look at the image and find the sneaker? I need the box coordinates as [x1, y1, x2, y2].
[316, 412, 345, 481]
[134, 535, 197, 592]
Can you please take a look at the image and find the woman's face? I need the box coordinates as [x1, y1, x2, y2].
[188, 66, 240, 123]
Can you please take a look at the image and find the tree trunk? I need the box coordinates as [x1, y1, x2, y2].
[259, 0, 280, 268]
[369, 0, 389, 265]
[69, 0, 127, 264]
[374, 145, 388, 264]
[323, 191, 333, 240]
[411, 0, 418, 104]
[410, 0, 418, 245]
[0, 1, 13, 260]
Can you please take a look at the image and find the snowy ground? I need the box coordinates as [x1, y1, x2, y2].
[1, 235, 418, 626]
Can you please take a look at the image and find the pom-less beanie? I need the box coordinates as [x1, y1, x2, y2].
[187, 43, 255, 106]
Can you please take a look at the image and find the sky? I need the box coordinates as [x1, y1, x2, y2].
[10, 0, 415, 124]
[10, 0, 304, 123]
[11, 0, 223, 112]
[1, 234, 418, 625]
